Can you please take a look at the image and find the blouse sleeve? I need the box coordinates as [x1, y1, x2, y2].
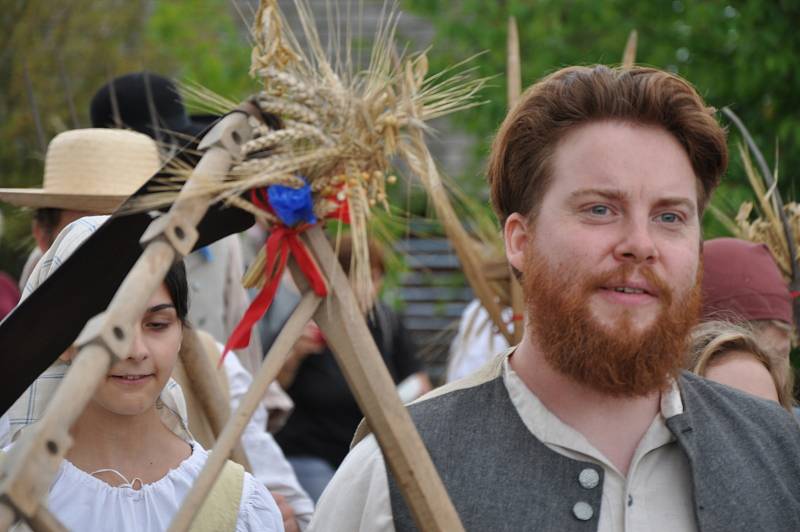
[236, 473, 285, 532]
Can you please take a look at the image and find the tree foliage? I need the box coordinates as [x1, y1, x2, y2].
[401, 0, 800, 234]
[0, 0, 255, 275]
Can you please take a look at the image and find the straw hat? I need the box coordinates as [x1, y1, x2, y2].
[0, 128, 160, 213]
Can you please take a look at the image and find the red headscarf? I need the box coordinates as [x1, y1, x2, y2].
[701, 238, 792, 324]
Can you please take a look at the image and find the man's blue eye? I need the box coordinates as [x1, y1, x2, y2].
[660, 213, 680, 223]
[590, 205, 609, 215]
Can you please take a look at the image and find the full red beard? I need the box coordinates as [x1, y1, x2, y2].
[523, 247, 701, 397]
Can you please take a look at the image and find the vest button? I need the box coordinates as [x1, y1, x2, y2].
[573, 501, 594, 521]
[578, 468, 600, 489]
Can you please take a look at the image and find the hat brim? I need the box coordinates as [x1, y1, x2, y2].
[0, 125, 255, 413]
[0, 189, 127, 214]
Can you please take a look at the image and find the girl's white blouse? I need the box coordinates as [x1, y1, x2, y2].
[46, 443, 284, 532]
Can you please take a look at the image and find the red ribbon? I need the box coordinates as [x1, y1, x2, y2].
[221, 186, 352, 362]
[221, 224, 328, 362]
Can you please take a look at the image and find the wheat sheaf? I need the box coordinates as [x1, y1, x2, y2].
[132, 0, 487, 310]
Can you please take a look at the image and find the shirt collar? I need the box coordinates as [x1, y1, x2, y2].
[501, 351, 683, 476]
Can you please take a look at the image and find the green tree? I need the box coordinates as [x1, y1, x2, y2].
[401, 0, 800, 234]
[0, 0, 152, 273]
[0, 0, 256, 275]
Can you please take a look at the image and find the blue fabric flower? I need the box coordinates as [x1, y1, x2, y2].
[267, 179, 317, 227]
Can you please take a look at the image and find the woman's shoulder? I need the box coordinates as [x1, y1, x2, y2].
[236, 469, 284, 531]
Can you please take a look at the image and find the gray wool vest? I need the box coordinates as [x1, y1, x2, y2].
[386, 369, 800, 532]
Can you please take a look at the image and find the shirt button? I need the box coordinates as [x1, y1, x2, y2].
[573, 501, 594, 521]
[578, 468, 600, 489]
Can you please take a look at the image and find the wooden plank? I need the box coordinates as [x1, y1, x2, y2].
[405, 316, 460, 331]
[394, 239, 454, 253]
[399, 286, 474, 302]
[403, 302, 469, 319]
[400, 270, 465, 285]
[405, 254, 462, 269]
[303, 226, 464, 531]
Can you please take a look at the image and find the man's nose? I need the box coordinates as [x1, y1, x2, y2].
[613, 216, 658, 264]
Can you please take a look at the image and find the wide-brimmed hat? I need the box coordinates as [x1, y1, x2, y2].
[0, 128, 160, 213]
[90, 72, 208, 142]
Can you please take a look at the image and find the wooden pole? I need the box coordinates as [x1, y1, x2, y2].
[722, 107, 800, 333]
[507, 15, 525, 344]
[405, 128, 514, 345]
[27, 506, 67, 532]
[168, 291, 323, 532]
[0, 110, 253, 531]
[507, 16, 521, 109]
[178, 328, 251, 470]
[303, 226, 465, 531]
[622, 29, 638, 68]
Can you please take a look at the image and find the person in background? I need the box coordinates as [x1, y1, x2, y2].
[89, 72, 312, 529]
[702, 238, 794, 360]
[446, 299, 511, 382]
[701, 237, 796, 411]
[2, 216, 283, 531]
[0, 128, 159, 289]
[276, 235, 430, 502]
[689, 320, 794, 410]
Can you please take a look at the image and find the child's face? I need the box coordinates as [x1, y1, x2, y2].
[92, 283, 183, 417]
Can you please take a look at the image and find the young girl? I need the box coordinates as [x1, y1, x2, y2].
[5, 216, 283, 531]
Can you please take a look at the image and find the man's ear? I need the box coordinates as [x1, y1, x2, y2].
[504, 213, 530, 273]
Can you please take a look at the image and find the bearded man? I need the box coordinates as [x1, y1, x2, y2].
[308, 65, 800, 531]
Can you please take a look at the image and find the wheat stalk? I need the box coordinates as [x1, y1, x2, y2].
[126, 0, 487, 311]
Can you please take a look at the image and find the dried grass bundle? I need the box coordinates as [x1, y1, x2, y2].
[711, 108, 797, 283]
[127, 0, 487, 311]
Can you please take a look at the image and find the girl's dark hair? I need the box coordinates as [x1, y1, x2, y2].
[163, 259, 189, 323]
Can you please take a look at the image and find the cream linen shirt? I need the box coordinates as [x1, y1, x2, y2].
[309, 353, 697, 532]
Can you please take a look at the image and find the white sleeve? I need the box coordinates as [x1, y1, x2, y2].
[308, 436, 395, 532]
[222, 350, 315, 529]
[446, 300, 510, 383]
[236, 472, 286, 532]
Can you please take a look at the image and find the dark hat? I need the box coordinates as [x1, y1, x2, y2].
[90, 72, 209, 143]
[702, 238, 792, 324]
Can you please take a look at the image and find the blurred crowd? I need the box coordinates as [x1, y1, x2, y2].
[1, 66, 799, 531]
